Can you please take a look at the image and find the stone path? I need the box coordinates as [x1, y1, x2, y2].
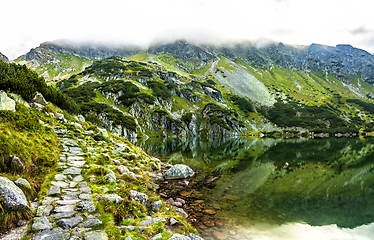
[30, 126, 108, 240]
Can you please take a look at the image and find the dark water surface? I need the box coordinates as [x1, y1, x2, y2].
[135, 137, 374, 239]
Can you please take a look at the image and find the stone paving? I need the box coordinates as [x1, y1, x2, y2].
[30, 127, 108, 240]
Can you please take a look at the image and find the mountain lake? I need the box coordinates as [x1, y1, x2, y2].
[135, 136, 374, 240]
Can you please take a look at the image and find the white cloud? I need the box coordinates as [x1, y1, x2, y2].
[2, 0, 374, 59]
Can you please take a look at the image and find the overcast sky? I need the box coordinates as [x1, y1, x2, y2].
[2, 0, 374, 59]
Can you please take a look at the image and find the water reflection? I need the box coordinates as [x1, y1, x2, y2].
[135, 137, 374, 234]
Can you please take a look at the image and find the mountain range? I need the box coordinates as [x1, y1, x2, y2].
[10, 39, 374, 138]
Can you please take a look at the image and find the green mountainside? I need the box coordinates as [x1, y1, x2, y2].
[13, 40, 374, 138]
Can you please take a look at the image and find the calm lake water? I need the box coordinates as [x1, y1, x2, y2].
[135, 137, 374, 240]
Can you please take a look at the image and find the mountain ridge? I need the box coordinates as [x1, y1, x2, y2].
[11, 39, 374, 138]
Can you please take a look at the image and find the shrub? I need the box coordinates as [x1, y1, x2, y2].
[147, 81, 171, 99]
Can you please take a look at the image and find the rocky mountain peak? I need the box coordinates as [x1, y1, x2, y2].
[0, 52, 9, 63]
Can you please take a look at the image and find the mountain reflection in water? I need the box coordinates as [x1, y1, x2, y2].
[135, 137, 374, 238]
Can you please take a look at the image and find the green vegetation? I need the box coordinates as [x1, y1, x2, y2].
[0, 61, 79, 114]
[147, 81, 171, 99]
[263, 101, 347, 129]
[346, 99, 374, 114]
[181, 112, 193, 124]
[81, 102, 136, 131]
[229, 95, 254, 116]
[0, 103, 60, 232]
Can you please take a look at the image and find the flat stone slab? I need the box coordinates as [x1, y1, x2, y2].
[68, 156, 85, 161]
[41, 197, 59, 205]
[62, 167, 82, 175]
[73, 175, 84, 182]
[79, 194, 93, 201]
[77, 200, 96, 212]
[50, 211, 77, 220]
[32, 228, 70, 240]
[67, 161, 86, 167]
[46, 185, 60, 196]
[78, 219, 102, 227]
[51, 181, 69, 188]
[56, 199, 81, 205]
[31, 216, 52, 231]
[54, 204, 75, 213]
[80, 187, 91, 193]
[36, 205, 53, 217]
[83, 230, 108, 240]
[57, 216, 84, 229]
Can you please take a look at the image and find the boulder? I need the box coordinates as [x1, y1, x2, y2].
[129, 190, 148, 206]
[0, 90, 15, 112]
[9, 156, 25, 171]
[0, 176, 29, 210]
[151, 200, 163, 211]
[32, 92, 48, 106]
[163, 164, 195, 180]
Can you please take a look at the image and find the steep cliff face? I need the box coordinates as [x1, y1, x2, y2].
[0, 52, 9, 63]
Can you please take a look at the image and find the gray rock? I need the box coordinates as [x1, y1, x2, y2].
[170, 217, 178, 225]
[124, 237, 132, 240]
[78, 219, 102, 227]
[73, 175, 84, 182]
[129, 190, 148, 206]
[164, 164, 194, 180]
[41, 197, 59, 205]
[168, 234, 190, 240]
[56, 199, 81, 205]
[50, 211, 77, 220]
[97, 194, 123, 204]
[0, 176, 29, 210]
[55, 174, 67, 181]
[83, 230, 108, 240]
[62, 167, 82, 175]
[75, 115, 85, 123]
[51, 181, 69, 188]
[70, 236, 82, 240]
[149, 233, 163, 240]
[139, 217, 166, 226]
[116, 226, 146, 234]
[54, 204, 75, 212]
[0, 90, 16, 112]
[31, 216, 52, 231]
[14, 178, 32, 189]
[32, 228, 70, 240]
[56, 113, 67, 123]
[151, 200, 163, 211]
[77, 200, 96, 212]
[67, 161, 86, 168]
[36, 205, 53, 216]
[187, 233, 205, 240]
[47, 185, 61, 196]
[32, 92, 48, 106]
[105, 169, 116, 183]
[175, 208, 188, 217]
[117, 165, 130, 174]
[57, 216, 84, 229]
[79, 193, 93, 201]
